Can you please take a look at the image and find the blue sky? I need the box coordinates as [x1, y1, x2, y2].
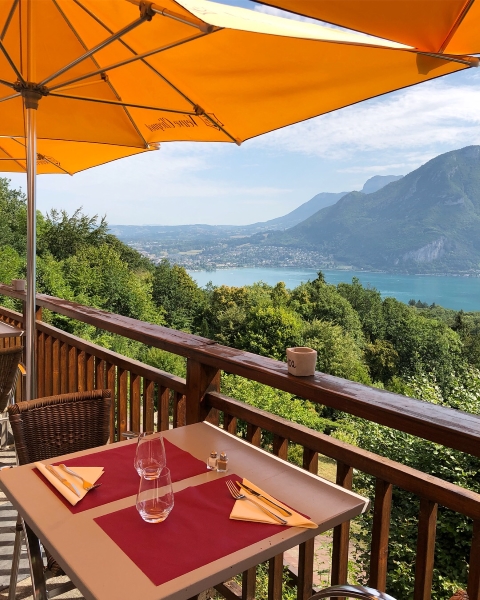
[7, 1, 480, 226]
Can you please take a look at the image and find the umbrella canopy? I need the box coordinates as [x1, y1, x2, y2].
[253, 0, 480, 55]
[0, 0, 476, 399]
[0, 137, 154, 174]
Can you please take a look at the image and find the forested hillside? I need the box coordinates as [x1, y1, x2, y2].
[271, 145, 480, 272]
[1, 178, 479, 597]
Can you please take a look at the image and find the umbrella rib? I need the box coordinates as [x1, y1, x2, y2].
[71, 0, 239, 144]
[51, 0, 149, 150]
[0, 0, 18, 41]
[48, 92, 197, 115]
[39, 13, 150, 87]
[0, 37, 25, 84]
[438, 0, 475, 53]
[412, 50, 478, 67]
[48, 32, 205, 93]
[0, 92, 19, 103]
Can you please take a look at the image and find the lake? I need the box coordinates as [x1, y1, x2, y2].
[188, 267, 480, 312]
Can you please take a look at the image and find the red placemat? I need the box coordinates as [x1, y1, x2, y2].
[35, 438, 206, 514]
[94, 474, 286, 587]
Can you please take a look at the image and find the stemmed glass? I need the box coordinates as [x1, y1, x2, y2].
[136, 467, 174, 523]
[134, 432, 166, 479]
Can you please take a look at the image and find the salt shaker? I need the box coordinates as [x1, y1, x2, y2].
[207, 450, 218, 470]
[217, 451, 228, 472]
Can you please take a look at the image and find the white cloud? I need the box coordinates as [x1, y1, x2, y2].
[252, 79, 480, 165]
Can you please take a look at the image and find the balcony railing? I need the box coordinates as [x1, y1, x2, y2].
[1, 283, 479, 600]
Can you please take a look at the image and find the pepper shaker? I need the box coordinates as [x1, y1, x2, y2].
[207, 450, 218, 470]
[217, 451, 228, 472]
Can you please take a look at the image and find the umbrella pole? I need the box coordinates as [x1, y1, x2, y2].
[24, 91, 40, 401]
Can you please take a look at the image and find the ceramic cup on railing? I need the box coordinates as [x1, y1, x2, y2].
[134, 432, 167, 478]
[286, 347, 317, 377]
[136, 467, 174, 523]
[11, 279, 26, 291]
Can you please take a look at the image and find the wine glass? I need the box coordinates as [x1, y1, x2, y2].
[136, 467, 174, 523]
[134, 432, 166, 478]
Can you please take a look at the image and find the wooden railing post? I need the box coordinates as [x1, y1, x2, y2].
[468, 520, 480, 600]
[369, 479, 393, 591]
[297, 448, 319, 600]
[331, 461, 353, 587]
[414, 498, 438, 600]
[185, 359, 220, 425]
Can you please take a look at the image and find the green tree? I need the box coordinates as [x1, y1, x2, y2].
[38, 208, 109, 261]
[337, 277, 385, 341]
[0, 178, 29, 255]
[290, 274, 364, 344]
[239, 305, 303, 360]
[152, 259, 205, 331]
[301, 320, 371, 384]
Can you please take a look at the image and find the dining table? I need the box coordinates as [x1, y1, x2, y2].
[0, 321, 23, 339]
[0, 421, 369, 600]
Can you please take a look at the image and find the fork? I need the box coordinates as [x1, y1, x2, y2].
[59, 464, 102, 491]
[226, 480, 287, 525]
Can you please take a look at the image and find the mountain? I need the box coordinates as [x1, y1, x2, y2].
[111, 176, 400, 243]
[270, 146, 480, 273]
[110, 192, 348, 242]
[362, 175, 403, 194]
[250, 191, 347, 230]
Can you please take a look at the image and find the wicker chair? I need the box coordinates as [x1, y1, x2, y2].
[0, 347, 23, 412]
[309, 585, 396, 599]
[7, 389, 112, 600]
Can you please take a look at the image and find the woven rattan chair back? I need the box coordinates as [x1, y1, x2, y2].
[0, 347, 23, 413]
[8, 389, 112, 466]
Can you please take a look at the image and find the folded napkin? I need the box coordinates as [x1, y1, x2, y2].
[229, 478, 317, 529]
[35, 463, 104, 506]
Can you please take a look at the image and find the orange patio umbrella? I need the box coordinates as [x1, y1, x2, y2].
[0, 0, 475, 399]
[254, 0, 480, 55]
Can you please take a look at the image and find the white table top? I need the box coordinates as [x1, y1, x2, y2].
[0, 422, 368, 600]
[0, 321, 23, 338]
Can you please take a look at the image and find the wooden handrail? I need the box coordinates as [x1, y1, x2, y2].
[1, 285, 479, 458]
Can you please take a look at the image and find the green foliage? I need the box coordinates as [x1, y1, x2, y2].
[239, 305, 303, 360]
[38, 208, 109, 261]
[344, 369, 480, 598]
[63, 244, 160, 323]
[302, 320, 371, 384]
[0, 178, 28, 255]
[144, 348, 186, 379]
[152, 259, 205, 331]
[222, 375, 334, 434]
[290, 274, 364, 343]
[337, 277, 385, 341]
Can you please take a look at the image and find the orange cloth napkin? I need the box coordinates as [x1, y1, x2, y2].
[35, 463, 104, 506]
[229, 478, 317, 528]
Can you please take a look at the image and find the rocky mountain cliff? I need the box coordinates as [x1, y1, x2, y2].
[270, 146, 480, 272]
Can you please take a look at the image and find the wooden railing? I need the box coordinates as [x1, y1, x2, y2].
[1, 284, 480, 600]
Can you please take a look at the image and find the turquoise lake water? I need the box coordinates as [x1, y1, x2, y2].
[188, 267, 480, 312]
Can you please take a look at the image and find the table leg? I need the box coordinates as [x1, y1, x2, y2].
[23, 522, 47, 600]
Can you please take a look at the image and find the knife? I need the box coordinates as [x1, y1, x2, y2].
[45, 464, 81, 497]
[237, 482, 292, 517]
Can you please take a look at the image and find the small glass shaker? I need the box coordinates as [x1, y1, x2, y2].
[217, 451, 228, 472]
[207, 450, 218, 470]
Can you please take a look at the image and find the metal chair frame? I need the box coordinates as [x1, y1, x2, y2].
[310, 585, 397, 599]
